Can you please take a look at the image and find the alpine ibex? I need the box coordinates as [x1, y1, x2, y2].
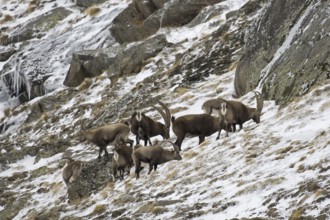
[132, 141, 182, 179]
[80, 122, 133, 159]
[202, 98, 226, 115]
[218, 91, 264, 137]
[113, 136, 134, 180]
[171, 114, 227, 150]
[130, 101, 171, 146]
[62, 157, 84, 186]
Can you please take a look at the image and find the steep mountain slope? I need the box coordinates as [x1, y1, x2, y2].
[0, 0, 329, 219]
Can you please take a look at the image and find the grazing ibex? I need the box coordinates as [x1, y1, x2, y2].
[130, 101, 171, 146]
[202, 98, 226, 115]
[218, 91, 264, 137]
[80, 122, 133, 159]
[62, 157, 84, 186]
[113, 136, 134, 180]
[132, 141, 182, 179]
[171, 114, 227, 150]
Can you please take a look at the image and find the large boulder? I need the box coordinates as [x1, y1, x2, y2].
[65, 155, 114, 203]
[110, 0, 224, 44]
[64, 34, 168, 87]
[234, 0, 330, 105]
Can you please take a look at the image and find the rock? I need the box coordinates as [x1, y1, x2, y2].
[110, 0, 163, 44]
[5, 7, 72, 45]
[0, 46, 15, 61]
[234, 0, 330, 105]
[110, 0, 224, 44]
[64, 34, 168, 87]
[75, 0, 107, 7]
[66, 155, 114, 203]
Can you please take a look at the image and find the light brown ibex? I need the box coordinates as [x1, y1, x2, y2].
[80, 122, 133, 159]
[62, 157, 84, 186]
[132, 141, 182, 179]
[202, 98, 226, 115]
[113, 136, 134, 180]
[218, 91, 264, 137]
[130, 101, 171, 146]
[171, 114, 228, 150]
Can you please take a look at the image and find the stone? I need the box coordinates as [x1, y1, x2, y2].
[6, 7, 71, 44]
[234, 0, 330, 105]
[65, 155, 114, 203]
[64, 34, 168, 87]
[0, 47, 16, 61]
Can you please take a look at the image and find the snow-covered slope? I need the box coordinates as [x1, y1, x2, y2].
[0, 0, 329, 219]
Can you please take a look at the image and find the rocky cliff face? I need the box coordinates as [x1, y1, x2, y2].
[0, 0, 329, 219]
[235, 0, 330, 105]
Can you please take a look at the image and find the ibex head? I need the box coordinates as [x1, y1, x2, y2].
[152, 101, 171, 139]
[252, 91, 264, 123]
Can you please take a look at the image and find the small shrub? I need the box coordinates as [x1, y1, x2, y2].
[84, 6, 101, 16]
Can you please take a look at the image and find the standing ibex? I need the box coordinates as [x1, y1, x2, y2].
[218, 91, 264, 137]
[113, 136, 134, 180]
[130, 101, 171, 146]
[132, 141, 182, 179]
[80, 122, 133, 159]
[171, 114, 227, 150]
[62, 157, 84, 186]
[202, 98, 226, 115]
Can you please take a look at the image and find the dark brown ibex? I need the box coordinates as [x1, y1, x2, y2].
[132, 141, 182, 179]
[218, 91, 264, 137]
[80, 122, 133, 159]
[202, 98, 226, 115]
[171, 114, 227, 150]
[62, 157, 84, 186]
[130, 101, 171, 146]
[113, 136, 134, 180]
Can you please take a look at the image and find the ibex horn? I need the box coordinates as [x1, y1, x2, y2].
[253, 91, 264, 113]
[165, 140, 180, 152]
[158, 101, 171, 127]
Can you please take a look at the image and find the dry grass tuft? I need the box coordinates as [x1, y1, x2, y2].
[93, 204, 107, 215]
[84, 6, 101, 16]
[183, 150, 198, 159]
[319, 100, 330, 112]
[289, 208, 304, 220]
[4, 108, 11, 117]
[0, 14, 13, 24]
[78, 78, 93, 91]
[27, 0, 41, 13]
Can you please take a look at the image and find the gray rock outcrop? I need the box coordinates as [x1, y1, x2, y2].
[0, 47, 16, 61]
[234, 0, 330, 105]
[110, 0, 225, 44]
[64, 34, 168, 87]
[65, 155, 114, 203]
[2, 7, 71, 45]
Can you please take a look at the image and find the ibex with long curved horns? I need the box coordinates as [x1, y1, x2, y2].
[218, 91, 264, 137]
[130, 101, 171, 146]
